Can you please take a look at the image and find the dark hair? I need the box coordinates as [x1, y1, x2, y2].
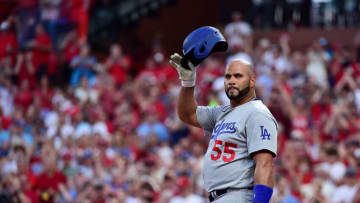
[13, 145, 26, 155]
[141, 182, 154, 192]
[326, 148, 338, 156]
[94, 184, 104, 191]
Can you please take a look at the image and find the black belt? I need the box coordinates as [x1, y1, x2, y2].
[208, 187, 254, 202]
[209, 189, 228, 202]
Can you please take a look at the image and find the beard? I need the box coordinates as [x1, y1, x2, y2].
[226, 84, 250, 101]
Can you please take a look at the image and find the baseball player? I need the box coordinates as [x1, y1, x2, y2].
[169, 54, 278, 203]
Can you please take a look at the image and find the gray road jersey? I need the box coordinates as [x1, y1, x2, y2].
[196, 100, 278, 192]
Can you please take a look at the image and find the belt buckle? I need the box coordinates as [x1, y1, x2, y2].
[212, 191, 219, 198]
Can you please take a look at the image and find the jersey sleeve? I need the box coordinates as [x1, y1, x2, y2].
[245, 111, 278, 157]
[196, 106, 221, 136]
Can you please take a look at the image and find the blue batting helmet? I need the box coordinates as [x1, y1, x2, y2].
[181, 26, 228, 69]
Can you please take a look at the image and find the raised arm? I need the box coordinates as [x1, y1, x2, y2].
[177, 87, 200, 127]
[169, 53, 201, 127]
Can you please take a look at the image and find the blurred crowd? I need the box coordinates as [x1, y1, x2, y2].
[246, 0, 360, 29]
[0, 1, 360, 203]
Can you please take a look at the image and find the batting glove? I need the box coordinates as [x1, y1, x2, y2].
[169, 53, 196, 87]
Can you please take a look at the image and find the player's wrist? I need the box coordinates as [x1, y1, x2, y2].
[253, 184, 273, 203]
[181, 80, 195, 87]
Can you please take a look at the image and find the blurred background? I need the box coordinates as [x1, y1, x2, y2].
[0, 0, 360, 202]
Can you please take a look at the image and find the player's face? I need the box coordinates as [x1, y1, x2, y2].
[224, 61, 255, 101]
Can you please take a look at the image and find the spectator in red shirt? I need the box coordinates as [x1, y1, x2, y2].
[34, 146, 66, 203]
[0, 109, 11, 130]
[60, 31, 81, 64]
[28, 24, 52, 81]
[15, 145, 39, 203]
[68, 0, 91, 42]
[113, 100, 140, 133]
[34, 76, 54, 110]
[58, 31, 81, 86]
[103, 44, 131, 87]
[98, 75, 118, 117]
[13, 49, 37, 88]
[14, 79, 33, 111]
[137, 49, 177, 86]
[134, 75, 167, 122]
[151, 47, 178, 84]
[136, 57, 159, 82]
[311, 90, 332, 128]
